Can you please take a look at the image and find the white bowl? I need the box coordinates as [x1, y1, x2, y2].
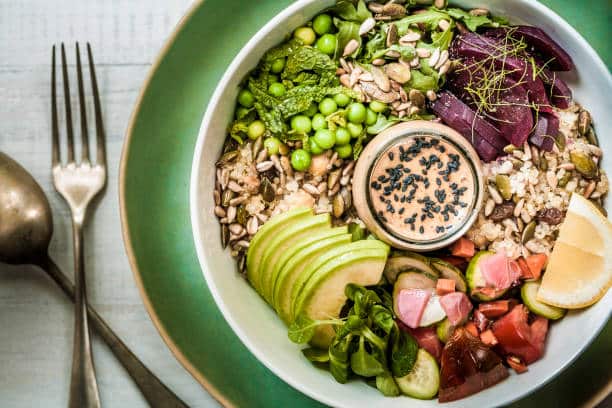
[191, 1, 612, 406]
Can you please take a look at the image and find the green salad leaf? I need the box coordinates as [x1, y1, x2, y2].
[376, 371, 400, 397]
[370, 304, 395, 334]
[369, 44, 417, 62]
[389, 9, 451, 34]
[351, 336, 385, 377]
[302, 347, 331, 363]
[329, 334, 353, 383]
[228, 121, 248, 144]
[389, 324, 418, 378]
[334, 18, 361, 60]
[330, 0, 371, 23]
[445, 7, 506, 31]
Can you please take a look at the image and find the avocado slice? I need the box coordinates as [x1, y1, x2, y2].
[294, 242, 389, 348]
[259, 213, 331, 304]
[275, 233, 352, 323]
[384, 252, 439, 283]
[289, 239, 389, 321]
[246, 207, 311, 294]
[267, 225, 348, 306]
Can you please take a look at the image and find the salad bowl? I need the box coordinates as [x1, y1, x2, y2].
[190, 0, 611, 406]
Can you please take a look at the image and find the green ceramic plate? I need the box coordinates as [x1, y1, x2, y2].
[120, 1, 611, 406]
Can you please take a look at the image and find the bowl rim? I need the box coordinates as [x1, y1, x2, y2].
[190, 0, 611, 406]
[118, 0, 234, 407]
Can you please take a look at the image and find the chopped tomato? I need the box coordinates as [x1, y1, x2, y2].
[525, 254, 547, 280]
[464, 321, 479, 337]
[472, 309, 490, 332]
[436, 278, 456, 296]
[517, 257, 533, 279]
[506, 356, 528, 374]
[491, 305, 549, 364]
[480, 329, 498, 346]
[451, 237, 476, 258]
[478, 300, 510, 318]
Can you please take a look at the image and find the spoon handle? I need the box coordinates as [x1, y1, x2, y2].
[39, 256, 189, 408]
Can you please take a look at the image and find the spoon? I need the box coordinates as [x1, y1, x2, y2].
[0, 151, 188, 407]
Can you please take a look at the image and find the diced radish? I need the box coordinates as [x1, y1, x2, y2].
[525, 254, 547, 280]
[473, 309, 490, 332]
[451, 237, 476, 258]
[436, 279, 456, 296]
[480, 329, 499, 346]
[397, 289, 431, 329]
[480, 252, 522, 290]
[479, 300, 510, 318]
[440, 292, 473, 325]
[506, 356, 529, 374]
[464, 321, 479, 337]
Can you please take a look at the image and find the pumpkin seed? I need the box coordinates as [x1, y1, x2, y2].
[495, 175, 512, 200]
[236, 205, 247, 225]
[221, 225, 230, 248]
[216, 150, 239, 166]
[557, 171, 572, 188]
[385, 63, 411, 84]
[367, 2, 384, 13]
[333, 194, 345, 218]
[260, 178, 276, 202]
[382, 2, 406, 17]
[586, 128, 599, 147]
[503, 144, 517, 154]
[578, 110, 591, 135]
[371, 66, 391, 92]
[222, 189, 234, 206]
[408, 89, 425, 107]
[555, 132, 566, 151]
[570, 151, 598, 178]
[386, 23, 398, 47]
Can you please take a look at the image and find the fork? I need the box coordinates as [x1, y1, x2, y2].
[51, 42, 105, 408]
[51, 43, 189, 408]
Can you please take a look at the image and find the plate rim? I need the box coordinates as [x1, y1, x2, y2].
[118, 0, 234, 407]
[189, 0, 611, 407]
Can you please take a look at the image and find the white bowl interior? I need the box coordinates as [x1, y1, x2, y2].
[191, 1, 612, 406]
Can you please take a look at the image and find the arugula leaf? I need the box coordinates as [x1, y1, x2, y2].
[369, 44, 416, 61]
[376, 371, 400, 396]
[334, 18, 361, 60]
[430, 25, 454, 50]
[351, 336, 385, 377]
[389, 324, 418, 377]
[302, 347, 331, 363]
[407, 69, 439, 91]
[362, 31, 385, 62]
[390, 9, 451, 35]
[330, 0, 371, 22]
[445, 7, 504, 31]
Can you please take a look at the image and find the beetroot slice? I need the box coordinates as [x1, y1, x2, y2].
[439, 327, 509, 402]
[529, 112, 559, 152]
[450, 34, 552, 113]
[513, 26, 574, 71]
[539, 68, 572, 109]
[431, 91, 503, 162]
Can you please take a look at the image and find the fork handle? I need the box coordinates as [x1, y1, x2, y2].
[68, 220, 101, 408]
[39, 256, 189, 408]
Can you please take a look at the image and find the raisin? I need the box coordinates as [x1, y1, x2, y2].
[536, 208, 564, 225]
[490, 202, 515, 222]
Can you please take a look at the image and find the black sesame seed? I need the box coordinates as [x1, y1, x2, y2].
[419, 226, 425, 234]
[388, 151, 394, 160]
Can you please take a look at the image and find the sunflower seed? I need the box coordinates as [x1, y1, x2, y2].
[360, 81, 398, 103]
[400, 30, 421, 43]
[280, 156, 293, 178]
[382, 2, 406, 17]
[214, 206, 226, 218]
[583, 180, 597, 198]
[235, 240, 250, 249]
[340, 58, 351, 72]
[359, 17, 376, 36]
[386, 23, 398, 47]
[484, 198, 495, 216]
[216, 150, 239, 166]
[302, 183, 320, 196]
[409, 106, 420, 116]
[385, 50, 401, 58]
[227, 180, 243, 193]
[340, 174, 350, 186]
[221, 225, 229, 248]
[409, 57, 420, 68]
[513, 198, 525, 218]
[226, 205, 237, 223]
[428, 48, 441, 68]
[371, 66, 391, 92]
[256, 161, 274, 172]
[336, 67, 346, 76]
[214, 189, 221, 206]
[222, 189, 234, 206]
[520, 209, 532, 224]
[438, 59, 452, 75]
[470, 8, 489, 16]
[256, 213, 268, 223]
[372, 58, 386, 66]
[252, 137, 263, 158]
[340, 74, 350, 88]
[333, 194, 345, 217]
[229, 223, 243, 235]
[398, 110, 407, 118]
[359, 72, 374, 82]
[438, 19, 451, 31]
[416, 47, 431, 58]
[343, 39, 360, 57]
[229, 196, 247, 206]
[546, 171, 558, 189]
[488, 184, 503, 204]
[256, 149, 268, 163]
[435, 50, 449, 69]
[399, 86, 408, 102]
[367, 2, 384, 13]
[246, 217, 259, 235]
[342, 161, 355, 176]
[221, 168, 230, 190]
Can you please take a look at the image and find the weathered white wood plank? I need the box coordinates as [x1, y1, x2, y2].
[0, 0, 222, 407]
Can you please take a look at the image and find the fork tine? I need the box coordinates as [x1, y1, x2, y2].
[75, 42, 90, 163]
[60, 43, 75, 164]
[86, 43, 106, 167]
[51, 45, 60, 167]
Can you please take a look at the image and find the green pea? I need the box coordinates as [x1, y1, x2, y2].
[309, 138, 324, 155]
[311, 113, 328, 130]
[315, 34, 337, 55]
[333, 93, 351, 107]
[365, 108, 378, 126]
[369, 100, 387, 113]
[291, 149, 312, 171]
[291, 115, 312, 133]
[347, 122, 363, 138]
[335, 128, 351, 146]
[268, 82, 286, 98]
[335, 144, 352, 159]
[235, 106, 250, 119]
[247, 120, 266, 140]
[314, 129, 336, 149]
[237, 89, 254, 108]
[270, 58, 285, 74]
[319, 98, 338, 116]
[312, 14, 333, 35]
[303, 102, 319, 117]
[347, 102, 367, 124]
[294, 27, 316, 45]
[264, 137, 281, 155]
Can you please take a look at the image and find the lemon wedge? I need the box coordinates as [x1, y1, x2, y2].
[537, 194, 612, 309]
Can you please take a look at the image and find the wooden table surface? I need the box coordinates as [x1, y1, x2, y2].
[0, 1, 220, 406]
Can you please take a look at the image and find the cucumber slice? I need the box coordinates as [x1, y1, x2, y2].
[395, 349, 440, 399]
[430, 258, 467, 292]
[420, 295, 446, 327]
[385, 252, 439, 283]
[436, 318, 455, 343]
[466, 251, 508, 301]
[522, 280, 566, 320]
